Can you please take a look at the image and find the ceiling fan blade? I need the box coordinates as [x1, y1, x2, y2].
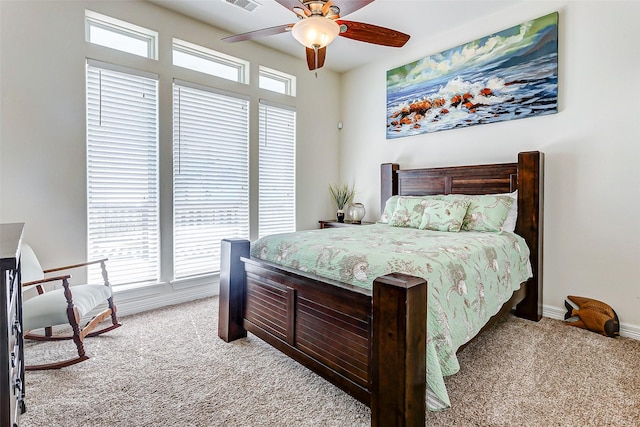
[275, 0, 311, 14]
[305, 46, 327, 70]
[332, 0, 375, 17]
[336, 20, 410, 47]
[222, 24, 294, 43]
[321, 1, 333, 16]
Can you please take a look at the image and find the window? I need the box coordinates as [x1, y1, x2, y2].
[86, 60, 160, 286]
[85, 10, 157, 59]
[173, 81, 250, 279]
[173, 39, 249, 83]
[259, 66, 296, 96]
[258, 101, 296, 238]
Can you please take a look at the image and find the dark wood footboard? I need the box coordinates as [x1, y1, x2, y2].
[219, 238, 428, 426]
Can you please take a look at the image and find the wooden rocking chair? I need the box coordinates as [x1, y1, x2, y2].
[20, 243, 122, 370]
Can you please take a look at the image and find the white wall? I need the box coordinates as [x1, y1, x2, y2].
[2, 0, 638, 336]
[339, 1, 640, 336]
[0, 0, 341, 312]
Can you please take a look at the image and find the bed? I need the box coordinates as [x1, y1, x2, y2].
[218, 151, 543, 426]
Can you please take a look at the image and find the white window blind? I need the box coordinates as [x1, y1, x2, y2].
[86, 60, 160, 286]
[173, 81, 250, 279]
[258, 101, 296, 238]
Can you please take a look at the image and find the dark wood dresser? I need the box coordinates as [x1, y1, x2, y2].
[1, 223, 26, 426]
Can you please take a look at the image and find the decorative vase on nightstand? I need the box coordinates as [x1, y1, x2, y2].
[349, 203, 366, 224]
[329, 183, 354, 224]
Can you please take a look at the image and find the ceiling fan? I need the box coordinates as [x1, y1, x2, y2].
[222, 0, 410, 71]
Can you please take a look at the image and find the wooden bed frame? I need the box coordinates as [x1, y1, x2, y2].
[219, 151, 543, 426]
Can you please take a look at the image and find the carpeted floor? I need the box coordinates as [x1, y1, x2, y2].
[21, 297, 640, 426]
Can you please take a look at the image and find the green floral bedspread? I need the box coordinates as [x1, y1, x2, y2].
[251, 223, 532, 410]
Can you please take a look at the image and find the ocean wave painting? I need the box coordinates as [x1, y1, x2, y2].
[386, 12, 558, 139]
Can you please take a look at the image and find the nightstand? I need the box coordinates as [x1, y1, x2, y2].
[318, 220, 375, 229]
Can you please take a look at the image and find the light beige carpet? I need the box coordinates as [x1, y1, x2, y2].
[21, 297, 640, 426]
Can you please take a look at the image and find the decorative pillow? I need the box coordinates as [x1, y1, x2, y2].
[418, 198, 470, 232]
[388, 196, 443, 228]
[452, 194, 514, 232]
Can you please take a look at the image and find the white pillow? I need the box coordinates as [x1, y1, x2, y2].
[496, 190, 518, 232]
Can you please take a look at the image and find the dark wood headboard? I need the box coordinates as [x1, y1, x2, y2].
[380, 151, 544, 321]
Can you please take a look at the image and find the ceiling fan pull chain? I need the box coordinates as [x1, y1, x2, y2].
[314, 45, 319, 78]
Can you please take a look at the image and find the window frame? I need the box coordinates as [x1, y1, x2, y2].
[259, 65, 296, 96]
[173, 38, 250, 84]
[85, 10, 158, 59]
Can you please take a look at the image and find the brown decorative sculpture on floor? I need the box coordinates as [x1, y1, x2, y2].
[564, 295, 619, 338]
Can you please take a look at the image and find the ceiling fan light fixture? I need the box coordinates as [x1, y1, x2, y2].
[291, 16, 340, 49]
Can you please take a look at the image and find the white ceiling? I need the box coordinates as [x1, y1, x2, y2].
[149, 0, 523, 73]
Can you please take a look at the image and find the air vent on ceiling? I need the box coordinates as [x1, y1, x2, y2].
[224, 0, 261, 12]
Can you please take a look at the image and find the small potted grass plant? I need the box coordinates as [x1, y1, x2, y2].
[329, 183, 355, 223]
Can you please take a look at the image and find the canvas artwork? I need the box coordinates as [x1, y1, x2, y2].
[386, 12, 558, 139]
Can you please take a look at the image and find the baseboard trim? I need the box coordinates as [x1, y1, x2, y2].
[108, 285, 640, 341]
[113, 280, 220, 318]
[543, 304, 640, 340]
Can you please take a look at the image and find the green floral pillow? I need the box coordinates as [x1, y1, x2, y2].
[418, 199, 470, 232]
[389, 196, 444, 228]
[448, 194, 515, 232]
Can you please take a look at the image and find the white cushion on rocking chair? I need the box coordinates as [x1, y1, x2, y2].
[22, 285, 112, 332]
